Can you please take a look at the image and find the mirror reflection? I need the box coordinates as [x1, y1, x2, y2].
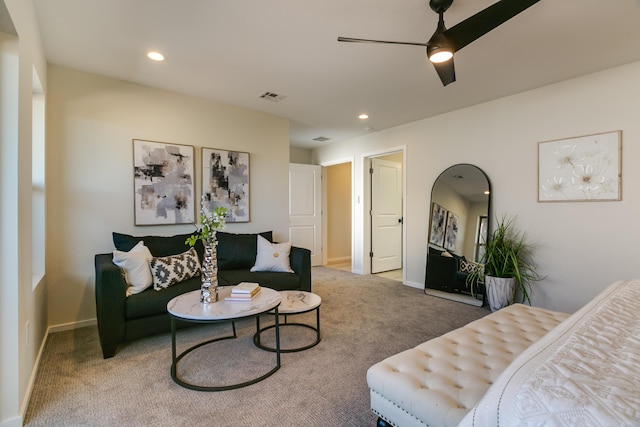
[425, 164, 491, 303]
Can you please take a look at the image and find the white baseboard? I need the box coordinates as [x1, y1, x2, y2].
[327, 256, 351, 264]
[403, 280, 424, 289]
[0, 416, 22, 427]
[48, 318, 97, 333]
[17, 318, 98, 424]
[19, 324, 51, 422]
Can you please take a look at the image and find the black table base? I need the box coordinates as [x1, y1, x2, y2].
[170, 307, 280, 391]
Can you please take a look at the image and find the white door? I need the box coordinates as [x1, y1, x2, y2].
[371, 158, 402, 273]
[289, 163, 322, 266]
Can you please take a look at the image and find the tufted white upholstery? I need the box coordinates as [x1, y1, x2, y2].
[367, 303, 569, 427]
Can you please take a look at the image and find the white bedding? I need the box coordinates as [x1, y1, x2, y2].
[459, 279, 640, 427]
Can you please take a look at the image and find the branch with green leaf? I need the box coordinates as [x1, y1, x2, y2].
[467, 215, 543, 305]
[185, 198, 227, 247]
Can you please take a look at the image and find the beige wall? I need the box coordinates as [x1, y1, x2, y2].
[313, 60, 640, 314]
[2, 0, 48, 425]
[289, 146, 312, 164]
[45, 65, 291, 327]
[326, 162, 352, 262]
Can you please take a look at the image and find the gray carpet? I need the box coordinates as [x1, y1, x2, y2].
[24, 267, 489, 427]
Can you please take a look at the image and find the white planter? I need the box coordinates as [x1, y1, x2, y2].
[485, 276, 516, 312]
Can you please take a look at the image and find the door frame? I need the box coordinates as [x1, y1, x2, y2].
[363, 146, 407, 280]
[320, 157, 355, 269]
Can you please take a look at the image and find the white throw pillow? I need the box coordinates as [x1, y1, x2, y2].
[112, 241, 153, 296]
[250, 235, 294, 273]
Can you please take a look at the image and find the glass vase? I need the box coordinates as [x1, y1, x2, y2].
[200, 238, 219, 303]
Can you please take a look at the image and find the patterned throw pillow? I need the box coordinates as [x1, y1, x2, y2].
[459, 260, 484, 275]
[150, 247, 201, 290]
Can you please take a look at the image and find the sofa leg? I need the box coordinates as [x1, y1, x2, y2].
[377, 417, 392, 427]
[102, 344, 117, 359]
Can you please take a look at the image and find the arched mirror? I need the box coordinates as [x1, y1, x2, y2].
[425, 164, 491, 304]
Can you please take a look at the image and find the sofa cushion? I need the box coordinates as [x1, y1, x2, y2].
[218, 269, 300, 291]
[125, 276, 201, 319]
[113, 231, 204, 260]
[250, 235, 294, 273]
[150, 248, 201, 290]
[216, 231, 272, 270]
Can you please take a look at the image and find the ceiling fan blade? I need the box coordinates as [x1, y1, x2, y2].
[433, 59, 456, 86]
[443, 0, 541, 52]
[338, 37, 428, 47]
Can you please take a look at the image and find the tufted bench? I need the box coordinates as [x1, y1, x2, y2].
[366, 304, 569, 427]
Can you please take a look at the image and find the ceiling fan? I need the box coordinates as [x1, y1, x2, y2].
[338, 0, 541, 86]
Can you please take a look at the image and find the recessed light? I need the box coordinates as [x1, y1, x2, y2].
[358, 114, 369, 120]
[147, 51, 165, 61]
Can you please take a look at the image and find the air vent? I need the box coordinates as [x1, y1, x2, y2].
[259, 91, 286, 102]
[312, 136, 331, 142]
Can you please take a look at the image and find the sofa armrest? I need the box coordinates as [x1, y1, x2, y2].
[94, 253, 128, 358]
[290, 246, 311, 292]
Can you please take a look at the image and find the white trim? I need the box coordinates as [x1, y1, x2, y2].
[362, 145, 407, 280]
[48, 318, 97, 334]
[318, 156, 353, 168]
[327, 256, 351, 264]
[0, 416, 22, 427]
[403, 280, 424, 289]
[17, 319, 98, 422]
[319, 157, 355, 271]
[19, 324, 50, 420]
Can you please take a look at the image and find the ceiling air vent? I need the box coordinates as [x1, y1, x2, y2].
[312, 136, 330, 142]
[259, 91, 286, 102]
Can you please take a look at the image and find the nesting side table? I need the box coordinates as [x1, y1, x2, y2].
[167, 287, 281, 391]
[254, 290, 321, 353]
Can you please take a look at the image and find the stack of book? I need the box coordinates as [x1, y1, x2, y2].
[224, 282, 261, 302]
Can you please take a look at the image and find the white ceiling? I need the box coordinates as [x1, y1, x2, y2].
[32, 0, 640, 149]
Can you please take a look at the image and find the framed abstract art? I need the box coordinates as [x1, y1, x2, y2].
[444, 211, 459, 252]
[133, 139, 195, 225]
[429, 203, 447, 247]
[202, 148, 250, 222]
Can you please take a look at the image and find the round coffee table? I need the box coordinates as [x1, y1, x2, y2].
[254, 290, 321, 353]
[167, 286, 281, 391]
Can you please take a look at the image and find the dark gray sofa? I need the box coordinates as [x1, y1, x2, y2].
[425, 246, 485, 299]
[95, 231, 311, 358]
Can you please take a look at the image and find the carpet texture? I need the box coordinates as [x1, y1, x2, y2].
[24, 267, 489, 427]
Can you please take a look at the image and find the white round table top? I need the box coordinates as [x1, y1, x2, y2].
[167, 286, 281, 321]
[277, 291, 322, 314]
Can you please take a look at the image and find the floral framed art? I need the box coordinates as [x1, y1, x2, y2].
[538, 130, 622, 202]
[202, 148, 250, 222]
[133, 139, 195, 225]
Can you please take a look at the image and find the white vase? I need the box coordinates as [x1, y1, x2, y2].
[200, 237, 219, 303]
[485, 276, 516, 312]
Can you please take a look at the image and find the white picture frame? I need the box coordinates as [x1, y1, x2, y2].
[202, 148, 250, 222]
[538, 130, 622, 202]
[133, 139, 195, 225]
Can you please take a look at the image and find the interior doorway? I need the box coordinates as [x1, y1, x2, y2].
[369, 151, 404, 281]
[325, 161, 352, 271]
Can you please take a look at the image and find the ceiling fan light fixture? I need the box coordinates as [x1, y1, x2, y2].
[427, 29, 454, 64]
[147, 51, 165, 61]
[428, 48, 453, 63]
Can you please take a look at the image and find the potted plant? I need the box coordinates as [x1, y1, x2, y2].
[467, 215, 542, 311]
